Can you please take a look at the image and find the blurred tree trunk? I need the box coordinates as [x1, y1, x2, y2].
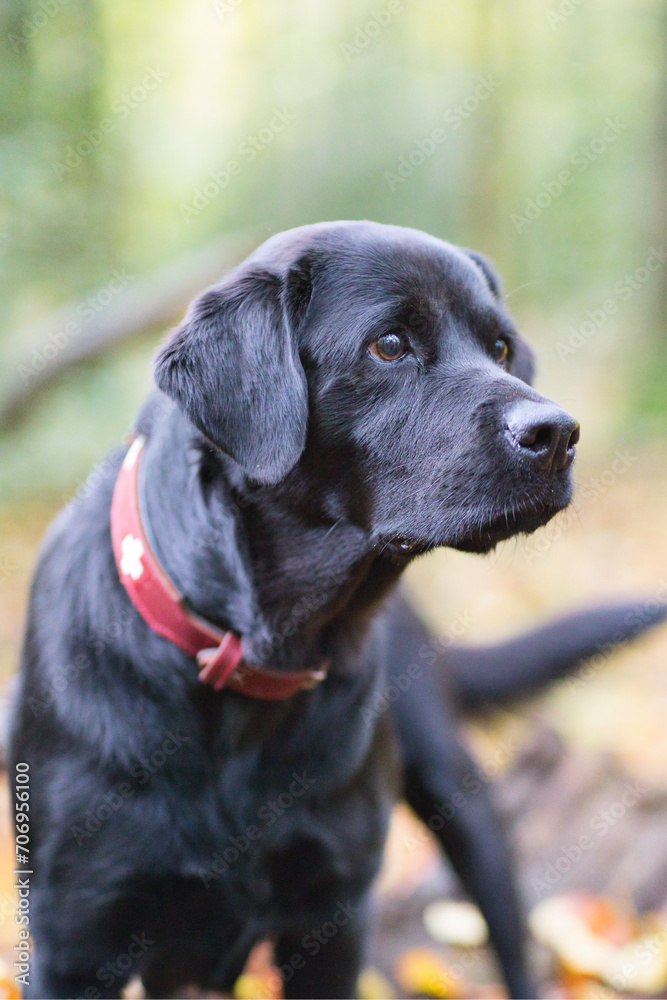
[465, 0, 506, 264]
[635, 1, 667, 430]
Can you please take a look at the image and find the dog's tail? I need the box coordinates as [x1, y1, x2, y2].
[447, 600, 667, 712]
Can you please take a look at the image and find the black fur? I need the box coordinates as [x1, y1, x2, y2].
[10, 222, 660, 998]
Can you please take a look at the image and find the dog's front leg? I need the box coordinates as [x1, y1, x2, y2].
[275, 899, 369, 1000]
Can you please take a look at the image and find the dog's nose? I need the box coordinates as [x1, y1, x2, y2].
[506, 400, 580, 473]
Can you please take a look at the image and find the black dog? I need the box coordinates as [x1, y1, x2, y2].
[11, 221, 665, 998]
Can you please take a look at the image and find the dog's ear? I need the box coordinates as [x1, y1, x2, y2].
[510, 334, 536, 386]
[464, 249, 503, 299]
[155, 265, 310, 484]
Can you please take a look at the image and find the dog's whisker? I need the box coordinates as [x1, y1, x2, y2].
[323, 517, 344, 540]
[503, 282, 531, 302]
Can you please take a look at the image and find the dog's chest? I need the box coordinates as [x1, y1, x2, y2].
[195, 721, 395, 927]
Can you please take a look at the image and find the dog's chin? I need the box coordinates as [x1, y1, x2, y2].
[378, 491, 571, 561]
[451, 502, 565, 554]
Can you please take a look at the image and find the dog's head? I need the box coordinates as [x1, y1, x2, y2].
[155, 221, 578, 555]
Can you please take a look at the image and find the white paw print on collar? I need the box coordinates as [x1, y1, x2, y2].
[120, 534, 144, 580]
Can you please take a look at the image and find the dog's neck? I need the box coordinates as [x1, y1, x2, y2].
[141, 407, 403, 672]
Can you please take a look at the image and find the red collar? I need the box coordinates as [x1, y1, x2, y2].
[110, 435, 327, 700]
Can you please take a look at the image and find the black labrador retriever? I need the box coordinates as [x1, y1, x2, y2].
[11, 221, 665, 998]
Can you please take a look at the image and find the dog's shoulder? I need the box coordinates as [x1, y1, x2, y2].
[132, 391, 176, 440]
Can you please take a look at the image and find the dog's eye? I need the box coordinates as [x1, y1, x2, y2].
[369, 333, 407, 363]
[492, 339, 510, 367]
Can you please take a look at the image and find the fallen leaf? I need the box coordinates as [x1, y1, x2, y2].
[530, 893, 667, 994]
[394, 946, 467, 999]
[0, 960, 20, 1000]
[560, 969, 619, 999]
[358, 965, 396, 999]
[121, 976, 146, 1000]
[233, 970, 282, 1000]
[423, 900, 489, 948]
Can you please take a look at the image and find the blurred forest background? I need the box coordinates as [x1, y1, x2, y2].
[1, 0, 667, 995]
[1, 0, 666, 499]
